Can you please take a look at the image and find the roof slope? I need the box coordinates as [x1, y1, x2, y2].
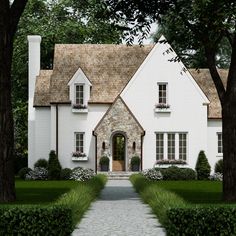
[34, 44, 227, 119]
[189, 69, 227, 118]
[49, 44, 153, 104]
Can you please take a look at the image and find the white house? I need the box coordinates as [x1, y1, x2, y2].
[28, 35, 225, 172]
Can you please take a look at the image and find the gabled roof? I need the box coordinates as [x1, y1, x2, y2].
[189, 69, 227, 119]
[35, 44, 153, 106]
[33, 44, 227, 119]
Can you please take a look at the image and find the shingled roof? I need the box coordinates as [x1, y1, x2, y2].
[34, 44, 227, 118]
[189, 69, 227, 119]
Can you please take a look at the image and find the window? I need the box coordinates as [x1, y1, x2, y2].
[75, 132, 84, 153]
[179, 133, 187, 160]
[218, 133, 223, 153]
[168, 133, 175, 160]
[156, 132, 188, 161]
[158, 83, 167, 104]
[75, 84, 84, 105]
[156, 133, 164, 160]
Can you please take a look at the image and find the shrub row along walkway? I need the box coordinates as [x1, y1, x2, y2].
[72, 179, 166, 236]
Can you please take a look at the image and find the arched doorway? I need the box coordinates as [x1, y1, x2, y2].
[112, 133, 126, 171]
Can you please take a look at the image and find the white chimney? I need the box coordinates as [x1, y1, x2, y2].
[27, 35, 41, 168]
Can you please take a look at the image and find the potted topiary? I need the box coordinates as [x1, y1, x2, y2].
[131, 155, 140, 171]
[99, 156, 110, 171]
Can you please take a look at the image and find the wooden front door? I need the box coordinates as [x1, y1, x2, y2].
[112, 133, 125, 171]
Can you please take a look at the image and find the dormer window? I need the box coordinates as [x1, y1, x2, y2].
[75, 84, 84, 105]
[68, 68, 91, 113]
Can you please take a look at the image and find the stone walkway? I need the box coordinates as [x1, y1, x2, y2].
[72, 180, 166, 236]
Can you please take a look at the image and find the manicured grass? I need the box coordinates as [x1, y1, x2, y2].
[155, 180, 223, 204]
[7, 180, 80, 205]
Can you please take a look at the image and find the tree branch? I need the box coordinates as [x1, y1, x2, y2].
[10, 0, 28, 37]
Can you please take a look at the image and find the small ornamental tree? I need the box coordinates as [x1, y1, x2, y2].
[215, 159, 223, 174]
[195, 151, 211, 180]
[48, 150, 61, 180]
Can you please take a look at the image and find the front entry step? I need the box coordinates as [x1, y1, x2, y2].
[97, 171, 139, 180]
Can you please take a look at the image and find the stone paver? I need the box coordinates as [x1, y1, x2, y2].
[72, 180, 166, 236]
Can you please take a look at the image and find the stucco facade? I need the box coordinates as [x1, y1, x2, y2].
[28, 35, 224, 172]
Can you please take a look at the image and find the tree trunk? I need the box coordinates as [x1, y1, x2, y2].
[0, 3, 16, 202]
[222, 95, 236, 202]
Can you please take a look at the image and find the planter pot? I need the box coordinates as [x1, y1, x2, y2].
[131, 164, 140, 172]
[100, 164, 109, 171]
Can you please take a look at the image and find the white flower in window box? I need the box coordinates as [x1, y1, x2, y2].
[72, 104, 88, 113]
[71, 151, 88, 161]
[155, 159, 187, 165]
[72, 104, 87, 109]
[155, 103, 171, 113]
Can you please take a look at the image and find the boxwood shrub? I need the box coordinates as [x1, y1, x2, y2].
[157, 166, 196, 180]
[0, 206, 72, 236]
[167, 207, 236, 236]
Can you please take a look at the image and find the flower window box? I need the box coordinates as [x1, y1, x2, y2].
[155, 103, 171, 113]
[71, 151, 88, 161]
[72, 104, 88, 113]
[155, 159, 188, 168]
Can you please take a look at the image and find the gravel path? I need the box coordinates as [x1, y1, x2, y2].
[72, 179, 166, 236]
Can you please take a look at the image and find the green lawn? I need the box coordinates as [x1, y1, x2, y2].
[155, 180, 223, 204]
[1, 180, 80, 205]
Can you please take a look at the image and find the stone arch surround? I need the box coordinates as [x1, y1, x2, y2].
[94, 97, 144, 171]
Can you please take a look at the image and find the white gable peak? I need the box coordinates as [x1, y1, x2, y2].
[68, 67, 92, 86]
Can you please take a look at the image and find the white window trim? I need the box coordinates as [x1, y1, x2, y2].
[157, 82, 168, 105]
[72, 132, 88, 161]
[156, 132, 188, 162]
[74, 84, 85, 105]
[217, 132, 223, 154]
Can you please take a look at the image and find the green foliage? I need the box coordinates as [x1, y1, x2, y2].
[14, 155, 28, 174]
[130, 174, 186, 225]
[215, 159, 223, 174]
[159, 166, 196, 180]
[99, 156, 110, 165]
[12, 0, 124, 162]
[195, 151, 211, 180]
[48, 150, 62, 180]
[56, 174, 107, 226]
[34, 158, 48, 169]
[0, 206, 73, 235]
[167, 207, 236, 236]
[130, 155, 140, 166]
[60, 168, 72, 180]
[18, 167, 32, 180]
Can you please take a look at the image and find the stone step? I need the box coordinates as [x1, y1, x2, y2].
[97, 171, 139, 180]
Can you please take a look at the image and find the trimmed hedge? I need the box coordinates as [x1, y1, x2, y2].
[159, 166, 196, 180]
[0, 206, 72, 235]
[195, 150, 211, 180]
[167, 207, 236, 236]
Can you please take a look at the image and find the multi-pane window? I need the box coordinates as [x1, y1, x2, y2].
[168, 133, 175, 159]
[179, 133, 187, 160]
[75, 133, 84, 153]
[218, 133, 223, 153]
[158, 83, 167, 104]
[75, 84, 84, 105]
[156, 132, 188, 161]
[156, 133, 164, 160]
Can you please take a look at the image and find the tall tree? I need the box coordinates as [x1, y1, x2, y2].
[12, 0, 123, 170]
[0, 0, 28, 202]
[106, 0, 236, 201]
[152, 15, 231, 68]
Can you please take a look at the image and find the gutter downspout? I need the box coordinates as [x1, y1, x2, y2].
[56, 104, 58, 156]
[93, 131, 97, 173]
[141, 131, 146, 171]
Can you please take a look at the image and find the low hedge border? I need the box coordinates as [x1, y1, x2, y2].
[0, 174, 107, 235]
[167, 207, 236, 236]
[0, 206, 72, 236]
[130, 174, 236, 235]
